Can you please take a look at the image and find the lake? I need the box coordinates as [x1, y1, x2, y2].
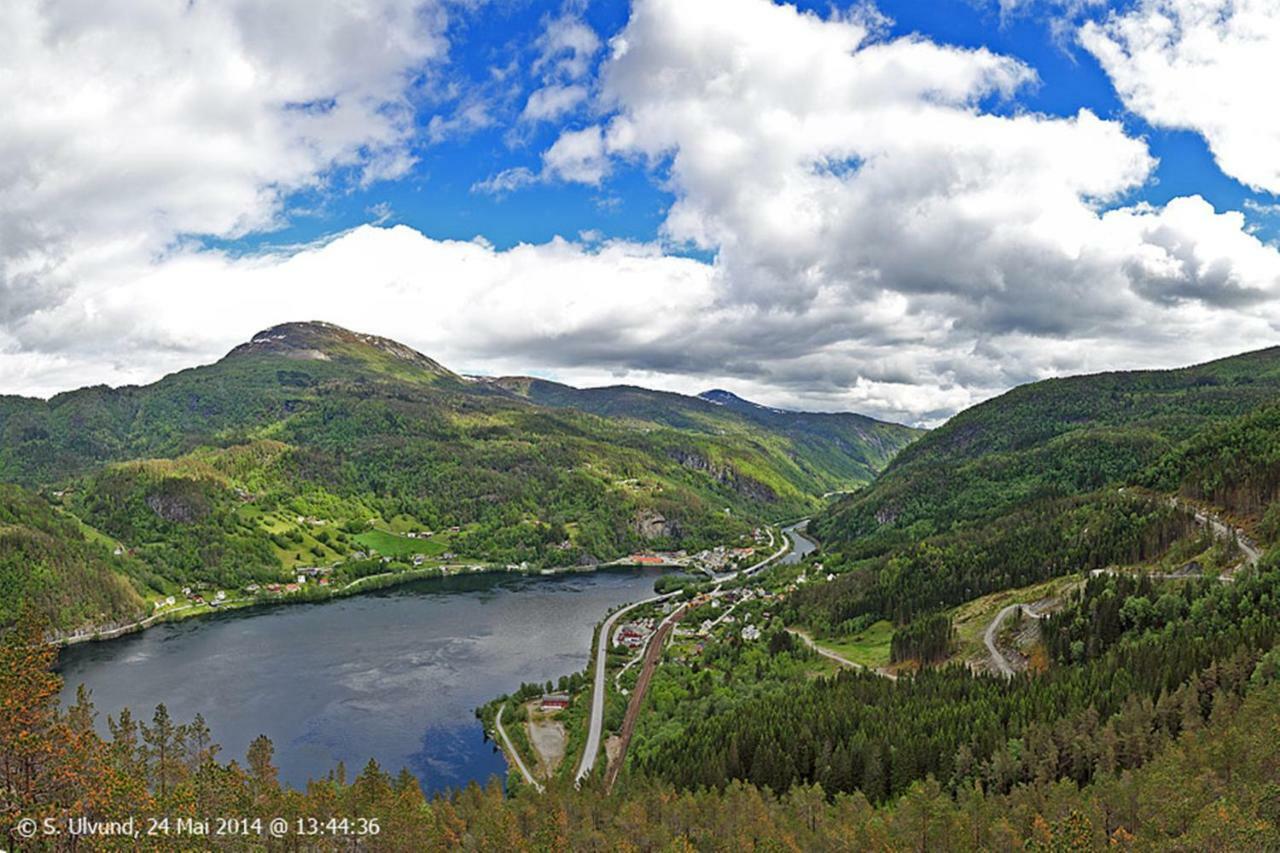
[58, 568, 665, 794]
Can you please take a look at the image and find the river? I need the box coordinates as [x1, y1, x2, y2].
[57, 569, 665, 794]
[780, 521, 818, 564]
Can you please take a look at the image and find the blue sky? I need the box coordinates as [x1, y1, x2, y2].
[225, 0, 1276, 257]
[3, 0, 1279, 424]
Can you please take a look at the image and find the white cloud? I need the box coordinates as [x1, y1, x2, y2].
[521, 84, 589, 122]
[503, 0, 1280, 416]
[6, 212, 1279, 428]
[6, 0, 1280, 428]
[426, 99, 495, 143]
[533, 12, 602, 82]
[0, 0, 449, 322]
[511, 10, 599, 131]
[1080, 0, 1280, 194]
[471, 167, 539, 196]
[543, 126, 611, 185]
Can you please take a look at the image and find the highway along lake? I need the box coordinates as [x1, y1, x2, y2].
[57, 569, 666, 794]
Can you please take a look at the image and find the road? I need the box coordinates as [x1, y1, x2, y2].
[984, 499, 1262, 677]
[1188, 505, 1261, 568]
[983, 603, 1046, 678]
[494, 703, 544, 793]
[573, 591, 678, 785]
[573, 523, 794, 787]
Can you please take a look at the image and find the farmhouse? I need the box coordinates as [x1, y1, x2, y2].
[539, 693, 570, 711]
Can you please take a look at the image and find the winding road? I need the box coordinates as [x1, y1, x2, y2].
[984, 500, 1262, 676]
[495, 703, 544, 793]
[984, 603, 1045, 678]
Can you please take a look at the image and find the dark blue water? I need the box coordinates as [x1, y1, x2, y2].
[57, 569, 663, 793]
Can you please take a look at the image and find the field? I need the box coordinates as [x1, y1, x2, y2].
[817, 619, 894, 669]
[353, 528, 452, 558]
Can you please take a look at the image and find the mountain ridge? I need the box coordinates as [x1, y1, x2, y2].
[814, 342, 1280, 549]
[0, 321, 922, 632]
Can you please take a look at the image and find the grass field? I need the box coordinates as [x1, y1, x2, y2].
[818, 619, 894, 669]
[354, 528, 451, 558]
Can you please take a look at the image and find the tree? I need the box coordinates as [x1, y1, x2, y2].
[142, 703, 186, 799]
[247, 734, 279, 794]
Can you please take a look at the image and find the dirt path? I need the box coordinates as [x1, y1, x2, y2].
[527, 713, 567, 780]
[494, 704, 543, 793]
[787, 628, 898, 681]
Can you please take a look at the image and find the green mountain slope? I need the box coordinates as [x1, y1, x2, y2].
[0, 322, 919, 629]
[481, 378, 921, 490]
[0, 484, 147, 633]
[815, 346, 1280, 547]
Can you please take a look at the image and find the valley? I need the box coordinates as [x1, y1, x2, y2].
[7, 330, 1280, 849]
[0, 321, 918, 639]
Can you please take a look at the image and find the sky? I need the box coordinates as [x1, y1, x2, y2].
[2, 0, 1279, 426]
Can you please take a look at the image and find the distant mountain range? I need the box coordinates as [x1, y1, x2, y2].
[0, 321, 920, 632]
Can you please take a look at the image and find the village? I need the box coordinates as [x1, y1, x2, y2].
[617, 526, 772, 576]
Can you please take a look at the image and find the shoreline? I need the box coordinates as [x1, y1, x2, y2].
[52, 559, 639, 648]
[51, 527, 791, 650]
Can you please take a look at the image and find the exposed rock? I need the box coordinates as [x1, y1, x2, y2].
[225, 321, 455, 376]
[145, 481, 210, 524]
[635, 509, 681, 539]
[668, 449, 777, 503]
[146, 493, 206, 524]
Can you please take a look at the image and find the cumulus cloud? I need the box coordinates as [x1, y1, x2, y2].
[521, 84, 589, 122]
[512, 0, 1279, 417]
[7, 214, 1278, 428]
[1080, 0, 1280, 194]
[5, 0, 1280, 428]
[532, 11, 602, 82]
[0, 224, 1007, 424]
[517, 9, 599, 126]
[543, 126, 611, 185]
[0, 0, 449, 323]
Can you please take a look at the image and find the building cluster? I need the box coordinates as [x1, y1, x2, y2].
[614, 618, 657, 650]
[676, 586, 781, 643]
[626, 551, 685, 566]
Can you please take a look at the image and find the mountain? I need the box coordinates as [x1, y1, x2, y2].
[0, 484, 146, 633]
[626, 346, 1280, 818]
[481, 377, 921, 489]
[0, 322, 920, 630]
[814, 345, 1280, 548]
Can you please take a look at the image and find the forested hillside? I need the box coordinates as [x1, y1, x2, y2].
[489, 378, 921, 487]
[0, 485, 146, 633]
[3, 611, 1278, 850]
[815, 346, 1280, 547]
[586, 343, 1280, 850]
[0, 322, 916, 632]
